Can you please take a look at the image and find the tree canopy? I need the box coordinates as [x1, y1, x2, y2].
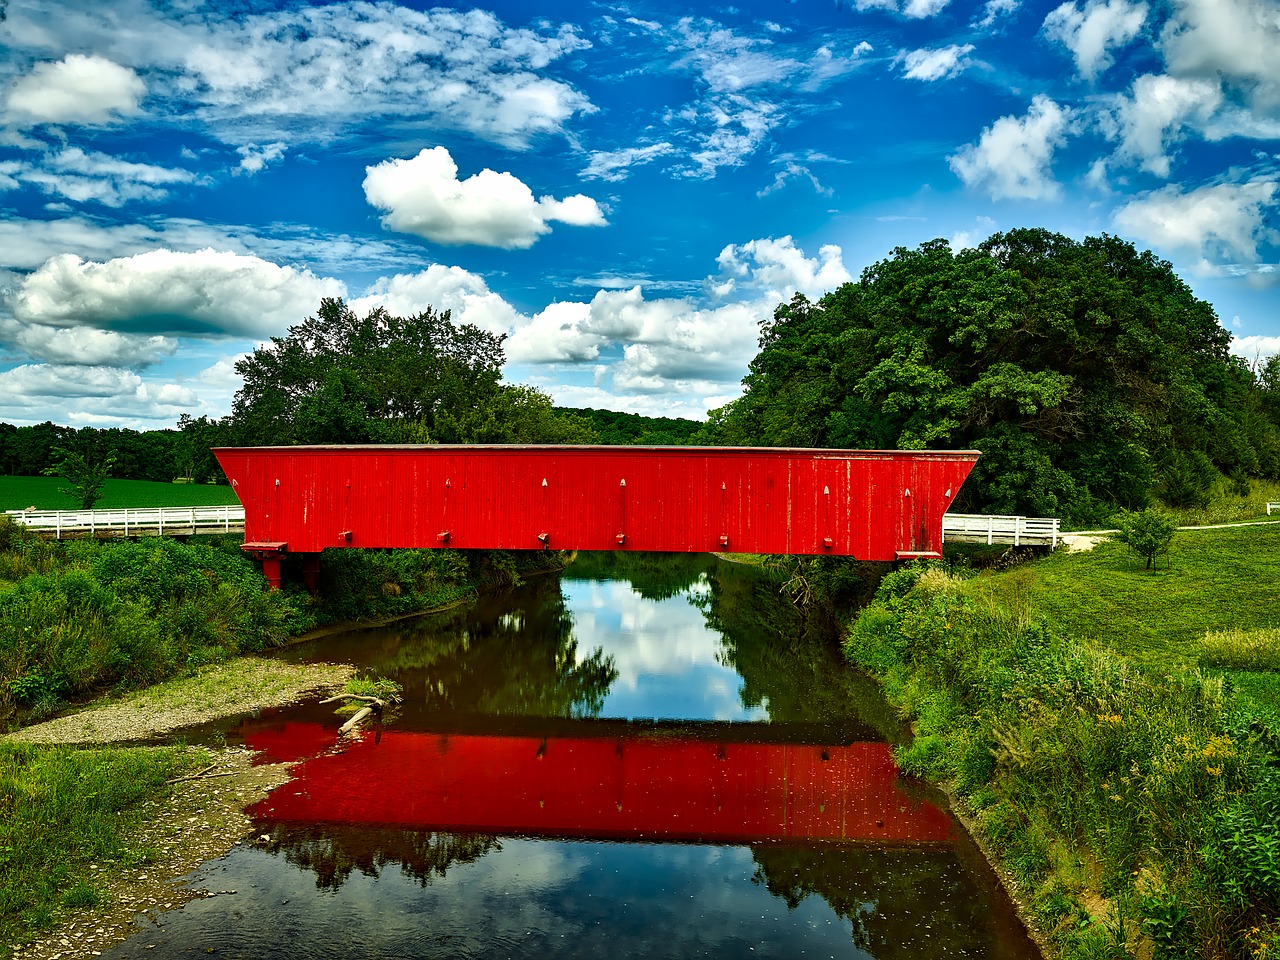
[702, 229, 1278, 522]
[232, 298, 594, 446]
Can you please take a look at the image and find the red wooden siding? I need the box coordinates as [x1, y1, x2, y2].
[244, 723, 954, 844]
[213, 445, 978, 560]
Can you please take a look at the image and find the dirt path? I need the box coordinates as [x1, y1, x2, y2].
[4, 658, 356, 960]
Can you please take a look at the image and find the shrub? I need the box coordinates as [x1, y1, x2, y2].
[1111, 508, 1178, 570]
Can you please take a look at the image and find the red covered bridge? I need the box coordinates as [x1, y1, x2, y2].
[213, 445, 979, 587]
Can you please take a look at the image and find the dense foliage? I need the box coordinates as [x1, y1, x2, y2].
[233, 297, 595, 446]
[845, 563, 1280, 960]
[703, 229, 1279, 522]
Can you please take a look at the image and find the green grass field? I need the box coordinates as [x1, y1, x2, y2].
[0, 476, 241, 512]
[965, 523, 1280, 673]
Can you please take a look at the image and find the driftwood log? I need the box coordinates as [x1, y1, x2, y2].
[320, 694, 387, 735]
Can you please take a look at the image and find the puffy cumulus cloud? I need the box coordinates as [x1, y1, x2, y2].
[506, 284, 762, 376]
[1160, 0, 1280, 112]
[3, 148, 199, 207]
[0, 364, 206, 428]
[1106, 74, 1222, 177]
[898, 44, 976, 82]
[364, 147, 606, 249]
[5, 54, 146, 126]
[714, 236, 852, 301]
[11, 248, 345, 337]
[949, 95, 1073, 201]
[1043, 0, 1147, 81]
[347, 264, 521, 336]
[235, 142, 286, 175]
[0, 318, 176, 367]
[582, 144, 676, 183]
[1113, 178, 1279, 270]
[506, 301, 599, 363]
[3, 2, 593, 148]
[1232, 334, 1280, 359]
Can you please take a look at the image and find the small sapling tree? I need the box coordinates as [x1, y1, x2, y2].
[42, 447, 117, 509]
[1111, 508, 1177, 570]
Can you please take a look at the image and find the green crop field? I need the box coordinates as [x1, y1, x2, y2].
[0, 476, 241, 512]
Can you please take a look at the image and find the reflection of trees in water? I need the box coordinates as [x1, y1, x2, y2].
[563, 551, 711, 601]
[340, 575, 618, 720]
[692, 562, 904, 739]
[267, 823, 500, 891]
[749, 843, 1001, 960]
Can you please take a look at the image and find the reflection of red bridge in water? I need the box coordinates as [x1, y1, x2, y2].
[243, 722, 954, 845]
[213, 445, 979, 587]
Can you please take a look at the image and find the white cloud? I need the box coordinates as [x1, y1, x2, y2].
[0, 319, 177, 367]
[714, 236, 852, 301]
[853, 0, 953, 18]
[952, 216, 999, 250]
[1113, 178, 1279, 270]
[507, 301, 600, 363]
[974, 0, 1021, 30]
[1043, 0, 1147, 81]
[1160, 0, 1280, 112]
[756, 162, 832, 198]
[949, 95, 1073, 201]
[3, 148, 199, 207]
[0, 215, 427, 277]
[11, 248, 345, 337]
[582, 144, 676, 182]
[235, 142, 286, 175]
[347, 265, 521, 336]
[1107, 74, 1222, 177]
[899, 44, 976, 82]
[1232, 334, 1280, 359]
[364, 147, 606, 249]
[5, 54, 146, 126]
[2, 3, 593, 149]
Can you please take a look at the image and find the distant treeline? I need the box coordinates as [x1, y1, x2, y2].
[552, 407, 702, 445]
[0, 419, 209, 483]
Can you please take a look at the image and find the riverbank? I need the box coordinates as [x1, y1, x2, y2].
[844, 528, 1280, 960]
[1, 658, 355, 960]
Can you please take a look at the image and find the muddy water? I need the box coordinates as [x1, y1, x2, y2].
[104, 553, 1040, 959]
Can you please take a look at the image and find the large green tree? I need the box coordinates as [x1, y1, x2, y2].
[232, 298, 594, 445]
[704, 229, 1277, 521]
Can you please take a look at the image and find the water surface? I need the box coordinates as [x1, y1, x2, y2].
[104, 553, 1039, 959]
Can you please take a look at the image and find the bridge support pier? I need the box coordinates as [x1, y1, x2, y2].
[242, 541, 288, 590]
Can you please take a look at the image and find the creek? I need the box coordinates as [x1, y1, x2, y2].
[103, 552, 1040, 959]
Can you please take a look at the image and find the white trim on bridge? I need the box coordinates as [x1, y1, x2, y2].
[7, 505, 1063, 549]
[4, 505, 245, 539]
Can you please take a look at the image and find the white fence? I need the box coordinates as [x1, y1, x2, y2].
[941, 513, 1060, 547]
[6, 504, 1060, 548]
[4, 505, 245, 539]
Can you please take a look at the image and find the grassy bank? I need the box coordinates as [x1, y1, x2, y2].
[0, 742, 201, 952]
[0, 476, 240, 512]
[0, 513, 562, 727]
[843, 534, 1280, 959]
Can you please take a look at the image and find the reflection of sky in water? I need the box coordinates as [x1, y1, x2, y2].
[562, 576, 767, 722]
[105, 841, 866, 960]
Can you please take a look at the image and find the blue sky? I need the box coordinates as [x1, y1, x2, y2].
[0, 0, 1277, 429]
